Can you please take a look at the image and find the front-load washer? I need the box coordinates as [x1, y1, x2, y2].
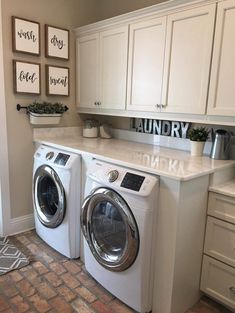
[81, 159, 159, 313]
[33, 144, 81, 259]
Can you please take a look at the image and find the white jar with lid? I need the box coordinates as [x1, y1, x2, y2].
[82, 119, 99, 138]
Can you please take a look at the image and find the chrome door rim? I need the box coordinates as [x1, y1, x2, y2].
[81, 187, 139, 272]
[33, 165, 66, 228]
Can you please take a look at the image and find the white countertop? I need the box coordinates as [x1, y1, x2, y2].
[209, 180, 235, 197]
[34, 135, 235, 181]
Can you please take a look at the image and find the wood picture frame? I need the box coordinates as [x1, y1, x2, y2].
[12, 16, 40, 56]
[46, 65, 69, 96]
[45, 25, 69, 60]
[13, 60, 41, 94]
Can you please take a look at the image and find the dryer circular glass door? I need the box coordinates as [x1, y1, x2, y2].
[33, 165, 66, 228]
[81, 187, 139, 272]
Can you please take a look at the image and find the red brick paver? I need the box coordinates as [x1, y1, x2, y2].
[0, 230, 232, 313]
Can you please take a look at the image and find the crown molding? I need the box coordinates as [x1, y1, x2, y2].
[74, 0, 218, 36]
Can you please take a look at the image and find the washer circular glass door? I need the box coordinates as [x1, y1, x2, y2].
[81, 187, 139, 272]
[33, 165, 66, 228]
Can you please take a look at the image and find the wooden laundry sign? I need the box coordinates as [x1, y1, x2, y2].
[133, 118, 190, 138]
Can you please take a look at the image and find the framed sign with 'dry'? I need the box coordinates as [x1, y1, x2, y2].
[45, 25, 69, 60]
[12, 17, 40, 56]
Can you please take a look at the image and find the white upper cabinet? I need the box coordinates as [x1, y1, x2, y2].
[207, 0, 235, 116]
[76, 26, 128, 110]
[99, 27, 128, 110]
[162, 4, 216, 114]
[75, 0, 235, 124]
[77, 34, 99, 109]
[127, 17, 166, 112]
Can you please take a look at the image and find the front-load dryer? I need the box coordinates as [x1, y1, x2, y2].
[33, 144, 81, 259]
[81, 159, 159, 313]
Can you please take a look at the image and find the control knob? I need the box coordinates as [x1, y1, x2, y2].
[108, 170, 119, 182]
[46, 152, 54, 160]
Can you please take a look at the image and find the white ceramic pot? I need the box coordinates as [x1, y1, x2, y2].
[29, 112, 62, 125]
[190, 141, 205, 156]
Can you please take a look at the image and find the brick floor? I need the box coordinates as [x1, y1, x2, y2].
[0, 230, 232, 313]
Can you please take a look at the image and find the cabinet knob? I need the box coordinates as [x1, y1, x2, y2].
[155, 104, 161, 108]
[161, 104, 167, 108]
[98, 101, 101, 106]
[229, 286, 235, 293]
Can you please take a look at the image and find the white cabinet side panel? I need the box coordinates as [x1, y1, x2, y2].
[207, 0, 235, 116]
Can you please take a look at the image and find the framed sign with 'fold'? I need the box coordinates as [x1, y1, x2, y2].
[45, 25, 69, 60]
[46, 65, 69, 96]
[12, 16, 40, 56]
[13, 60, 41, 95]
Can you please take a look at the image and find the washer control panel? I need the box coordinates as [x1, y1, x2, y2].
[54, 153, 70, 166]
[121, 172, 145, 191]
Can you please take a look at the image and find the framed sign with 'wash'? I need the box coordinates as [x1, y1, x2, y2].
[12, 16, 40, 56]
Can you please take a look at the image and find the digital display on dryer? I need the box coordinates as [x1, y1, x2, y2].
[121, 172, 145, 191]
[54, 153, 70, 166]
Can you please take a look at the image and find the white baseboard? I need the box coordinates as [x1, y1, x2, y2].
[8, 214, 35, 236]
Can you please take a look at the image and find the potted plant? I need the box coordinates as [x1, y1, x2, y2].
[27, 101, 68, 125]
[188, 127, 209, 156]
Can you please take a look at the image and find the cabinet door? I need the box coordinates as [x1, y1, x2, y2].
[208, 192, 235, 224]
[207, 0, 235, 116]
[201, 255, 235, 310]
[204, 216, 235, 267]
[99, 26, 128, 110]
[127, 17, 166, 112]
[162, 4, 216, 114]
[76, 34, 99, 108]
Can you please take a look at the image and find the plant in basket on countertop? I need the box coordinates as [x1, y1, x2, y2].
[27, 101, 68, 125]
[188, 127, 210, 156]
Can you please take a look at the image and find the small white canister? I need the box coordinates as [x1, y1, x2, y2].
[82, 119, 99, 138]
[100, 124, 112, 139]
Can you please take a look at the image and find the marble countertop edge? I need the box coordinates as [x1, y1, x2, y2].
[34, 136, 235, 182]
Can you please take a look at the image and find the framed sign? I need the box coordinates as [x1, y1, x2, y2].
[13, 60, 41, 94]
[45, 25, 69, 60]
[12, 16, 40, 55]
[46, 65, 69, 96]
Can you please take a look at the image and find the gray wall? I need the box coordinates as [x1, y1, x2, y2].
[1, 0, 98, 218]
[96, 0, 166, 20]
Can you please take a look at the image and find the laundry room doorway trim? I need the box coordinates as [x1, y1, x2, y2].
[0, 0, 11, 236]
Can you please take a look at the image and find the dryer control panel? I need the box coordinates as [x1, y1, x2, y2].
[121, 172, 145, 192]
[88, 159, 158, 197]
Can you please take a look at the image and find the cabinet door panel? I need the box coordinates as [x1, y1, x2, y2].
[127, 17, 166, 112]
[77, 34, 99, 108]
[99, 26, 128, 110]
[208, 192, 235, 224]
[207, 0, 235, 116]
[201, 255, 235, 310]
[162, 5, 216, 114]
[204, 216, 235, 267]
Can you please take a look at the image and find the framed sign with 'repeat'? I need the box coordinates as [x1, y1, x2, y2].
[46, 65, 69, 96]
